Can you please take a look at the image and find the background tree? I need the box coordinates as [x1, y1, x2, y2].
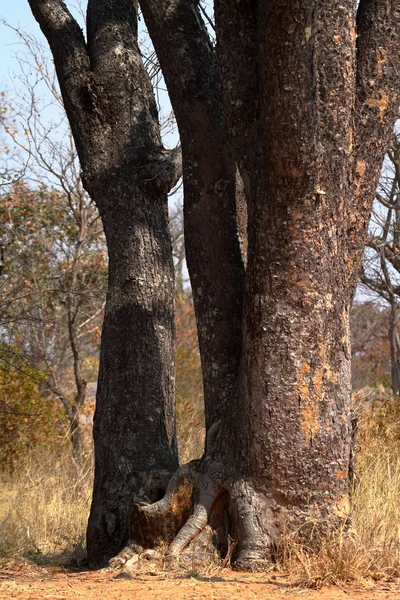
[0, 182, 106, 466]
[360, 129, 400, 395]
[0, 343, 64, 470]
[351, 300, 391, 390]
[0, 33, 108, 465]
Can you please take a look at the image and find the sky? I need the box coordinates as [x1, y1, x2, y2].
[1, 2, 47, 85]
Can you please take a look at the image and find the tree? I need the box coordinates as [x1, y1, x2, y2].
[26, 0, 399, 570]
[26, 0, 182, 566]
[0, 33, 108, 466]
[351, 301, 391, 390]
[0, 343, 64, 470]
[127, 0, 399, 570]
[0, 182, 106, 466]
[361, 129, 400, 394]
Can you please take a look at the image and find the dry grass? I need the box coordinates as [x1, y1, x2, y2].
[0, 440, 92, 566]
[278, 392, 400, 586]
[0, 391, 399, 586]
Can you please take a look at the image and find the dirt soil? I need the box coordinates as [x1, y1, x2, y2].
[1, 559, 400, 600]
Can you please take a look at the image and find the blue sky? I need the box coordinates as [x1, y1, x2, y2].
[1, 2, 45, 85]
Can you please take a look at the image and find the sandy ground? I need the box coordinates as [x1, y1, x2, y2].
[1, 560, 400, 600]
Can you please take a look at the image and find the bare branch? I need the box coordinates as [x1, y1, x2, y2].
[27, 0, 92, 160]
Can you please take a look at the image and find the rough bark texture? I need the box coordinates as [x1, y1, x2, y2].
[87, 184, 178, 565]
[28, 0, 400, 573]
[212, 1, 399, 566]
[27, 0, 181, 567]
[139, 0, 245, 432]
[211, 0, 399, 568]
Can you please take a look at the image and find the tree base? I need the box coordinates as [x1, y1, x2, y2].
[108, 444, 351, 575]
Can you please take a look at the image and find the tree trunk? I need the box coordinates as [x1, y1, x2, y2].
[139, 0, 245, 432]
[210, 0, 399, 568]
[27, 0, 400, 572]
[86, 186, 178, 566]
[70, 407, 86, 470]
[389, 303, 400, 396]
[26, 0, 182, 568]
[225, 180, 354, 567]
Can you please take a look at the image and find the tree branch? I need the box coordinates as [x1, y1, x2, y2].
[27, 0, 92, 163]
[354, 0, 400, 224]
[86, 0, 138, 70]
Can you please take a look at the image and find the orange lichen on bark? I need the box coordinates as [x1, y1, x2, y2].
[354, 160, 366, 197]
[324, 364, 338, 384]
[301, 403, 321, 445]
[298, 341, 340, 445]
[298, 361, 311, 400]
[298, 356, 324, 445]
[367, 92, 389, 121]
[377, 92, 389, 121]
[377, 48, 387, 78]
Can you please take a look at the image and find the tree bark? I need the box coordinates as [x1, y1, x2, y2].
[26, 0, 182, 567]
[139, 0, 245, 432]
[211, 0, 399, 568]
[87, 185, 178, 564]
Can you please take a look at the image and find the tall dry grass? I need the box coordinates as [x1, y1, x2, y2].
[278, 391, 400, 585]
[0, 390, 399, 584]
[0, 439, 92, 565]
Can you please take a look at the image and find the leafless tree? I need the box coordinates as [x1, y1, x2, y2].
[361, 128, 400, 395]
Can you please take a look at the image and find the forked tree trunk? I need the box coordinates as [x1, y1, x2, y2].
[111, 0, 399, 573]
[28, 0, 399, 572]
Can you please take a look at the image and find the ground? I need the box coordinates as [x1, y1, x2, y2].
[1, 559, 399, 600]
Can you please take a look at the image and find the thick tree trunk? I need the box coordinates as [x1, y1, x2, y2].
[225, 183, 354, 567]
[27, 0, 183, 568]
[87, 187, 178, 567]
[209, 0, 399, 568]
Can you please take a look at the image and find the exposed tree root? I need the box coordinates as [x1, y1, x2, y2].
[110, 422, 344, 573]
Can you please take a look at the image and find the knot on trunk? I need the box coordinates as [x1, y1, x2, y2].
[138, 147, 182, 197]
